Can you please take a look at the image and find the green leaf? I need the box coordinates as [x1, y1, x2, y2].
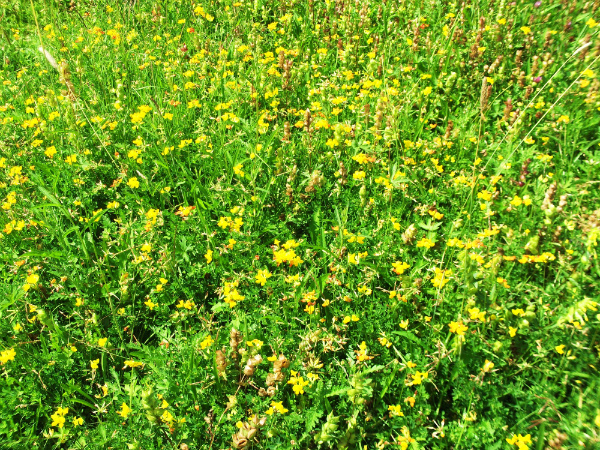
[418, 220, 442, 231]
[305, 409, 323, 433]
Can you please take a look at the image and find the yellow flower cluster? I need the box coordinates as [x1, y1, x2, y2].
[0, 347, 16, 365]
[130, 105, 151, 124]
[266, 401, 288, 415]
[431, 267, 452, 289]
[273, 240, 303, 266]
[218, 216, 243, 233]
[392, 261, 410, 275]
[388, 404, 404, 417]
[255, 269, 272, 286]
[287, 371, 309, 394]
[449, 321, 468, 335]
[223, 280, 244, 308]
[50, 407, 69, 428]
[506, 433, 531, 450]
[355, 341, 374, 362]
[517, 253, 556, 264]
[405, 370, 428, 386]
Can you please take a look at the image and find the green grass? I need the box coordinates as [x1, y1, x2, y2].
[1, 0, 600, 448]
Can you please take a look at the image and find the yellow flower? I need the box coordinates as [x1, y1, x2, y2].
[200, 335, 214, 350]
[432, 267, 452, 289]
[407, 371, 429, 386]
[72, 417, 84, 426]
[353, 170, 366, 180]
[205, 249, 213, 264]
[117, 402, 132, 419]
[26, 273, 39, 285]
[343, 315, 359, 324]
[127, 177, 140, 188]
[91, 359, 100, 370]
[378, 337, 392, 348]
[141, 243, 151, 253]
[65, 154, 77, 165]
[555, 344, 565, 354]
[449, 321, 467, 335]
[482, 360, 495, 372]
[399, 319, 409, 330]
[269, 401, 288, 414]
[0, 348, 16, 365]
[255, 269, 272, 286]
[306, 373, 319, 382]
[326, 138, 339, 148]
[352, 153, 373, 165]
[388, 404, 404, 417]
[520, 26, 531, 34]
[51, 412, 66, 428]
[176, 299, 196, 310]
[392, 261, 410, 275]
[287, 372, 309, 394]
[416, 237, 435, 249]
[124, 360, 143, 368]
[98, 338, 107, 347]
[233, 164, 244, 177]
[507, 433, 531, 449]
[144, 299, 156, 310]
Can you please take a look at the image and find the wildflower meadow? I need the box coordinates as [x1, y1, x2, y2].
[1, 0, 600, 448]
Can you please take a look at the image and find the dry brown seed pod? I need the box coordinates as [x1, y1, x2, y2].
[216, 349, 228, 375]
[243, 354, 263, 376]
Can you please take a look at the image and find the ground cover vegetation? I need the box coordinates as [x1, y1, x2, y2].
[1, 0, 600, 448]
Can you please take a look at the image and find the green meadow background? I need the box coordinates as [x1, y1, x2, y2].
[1, 0, 599, 448]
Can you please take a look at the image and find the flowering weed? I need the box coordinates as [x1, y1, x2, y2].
[0, 0, 600, 449]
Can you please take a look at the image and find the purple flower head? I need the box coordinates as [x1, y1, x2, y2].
[534, 1, 541, 7]
[533, 76, 542, 83]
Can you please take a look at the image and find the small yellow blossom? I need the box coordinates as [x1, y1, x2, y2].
[117, 402, 132, 419]
[482, 360, 495, 372]
[388, 404, 404, 417]
[392, 261, 410, 275]
[255, 269, 272, 286]
[0, 348, 16, 365]
[449, 321, 467, 335]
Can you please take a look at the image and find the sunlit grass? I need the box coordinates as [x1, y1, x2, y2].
[0, 0, 599, 448]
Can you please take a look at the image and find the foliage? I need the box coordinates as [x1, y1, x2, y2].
[1, 0, 600, 448]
